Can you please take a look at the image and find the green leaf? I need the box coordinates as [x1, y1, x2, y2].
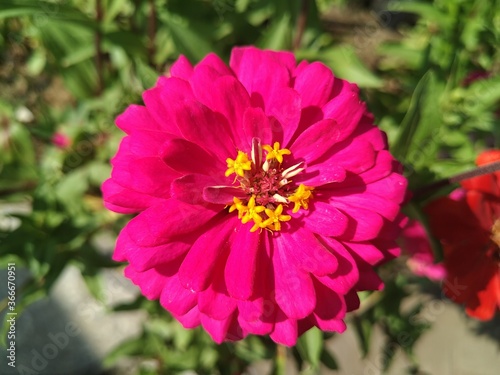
[104, 335, 146, 366]
[320, 349, 338, 370]
[55, 169, 89, 209]
[235, 336, 273, 362]
[159, 11, 213, 62]
[61, 45, 96, 68]
[82, 271, 104, 302]
[296, 327, 323, 368]
[391, 2, 452, 29]
[320, 46, 383, 88]
[352, 316, 373, 357]
[392, 70, 445, 166]
[258, 12, 293, 50]
[103, 0, 132, 24]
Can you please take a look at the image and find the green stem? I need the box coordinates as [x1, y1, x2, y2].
[95, 0, 104, 95]
[293, 0, 309, 50]
[275, 344, 287, 375]
[412, 161, 500, 200]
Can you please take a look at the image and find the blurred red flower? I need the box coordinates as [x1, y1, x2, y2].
[426, 150, 500, 320]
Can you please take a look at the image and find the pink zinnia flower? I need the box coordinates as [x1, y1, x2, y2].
[400, 219, 446, 281]
[102, 47, 407, 345]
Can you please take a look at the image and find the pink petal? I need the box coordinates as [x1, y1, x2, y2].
[354, 257, 384, 291]
[198, 52, 234, 76]
[295, 164, 347, 187]
[293, 60, 309, 77]
[168, 99, 236, 160]
[142, 80, 182, 136]
[171, 174, 220, 206]
[299, 201, 349, 237]
[116, 226, 191, 271]
[350, 117, 388, 151]
[242, 107, 273, 147]
[160, 274, 198, 316]
[357, 150, 397, 184]
[161, 138, 225, 175]
[344, 242, 385, 266]
[229, 46, 291, 100]
[330, 192, 401, 221]
[126, 199, 219, 247]
[201, 312, 235, 344]
[274, 236, 316, 319]
[365, 172, 408, 204]
[321, 139, 376, 173]
[173, 306, 201, 329]
[290, 119, 342, 163]
[345, 291, 361, 312]
[321, 82, 366, 143]
[266, 50, 297, 72]
[169, 54, 194, 80]
[125, 130, 175, 157]
[124, 265, 166, 300]
[116, 104, 163, 134]
[316, 237, 359, 294]
[335, 204, 385, 241]
[225, 224, 262, 299]
[237, 299, 275, 335]
[312, 279, 346, 322]
[267, 87, 302, 147]
[198, 264, 237, 320]
[178, 215, 236, 292]
[102, 178, 165, 214]
[203, 186, 246, 205]
[281, 228, 339, 276]
[111, 155, 177, 198]
[194, 75, 251, 151]
[270, 310, 298, 346]
[294, 62, 334, 108]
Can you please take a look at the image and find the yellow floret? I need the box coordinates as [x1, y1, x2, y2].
[288, 184, 314, 213]
[261, 204, 291, 231]
[262, 142, 291, 164]
[226, 151, 252, 177]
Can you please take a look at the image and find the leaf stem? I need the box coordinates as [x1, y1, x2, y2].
[95, 0, 104, 95]
[147, 0, 157, 67]
[275, 344, 287, 375]
[412, 161, 500, 200]
[293, 0, 310, 50]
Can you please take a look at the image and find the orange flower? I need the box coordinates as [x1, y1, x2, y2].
[426, 150, 500, 320]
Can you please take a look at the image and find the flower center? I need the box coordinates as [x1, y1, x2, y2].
[225, 138, 313, 232]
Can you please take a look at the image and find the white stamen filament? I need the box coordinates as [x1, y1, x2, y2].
[251, 137, 262, 168]
[262, 160, 270, 172]
[281, 162, 305, 179]
[272, 193, 288, 203]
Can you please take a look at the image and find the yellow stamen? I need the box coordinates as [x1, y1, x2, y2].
[229, 197, 248, 219]
[263, 142, 291, 164]
[262, 204, 291, 231]
[288, 184, 314, 213]
[241, 196, 265, 224]
[226, 151, 252, 177]
[250, 215, 263, 232]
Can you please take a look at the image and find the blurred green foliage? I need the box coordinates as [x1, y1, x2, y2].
[0, 0, 499, 374]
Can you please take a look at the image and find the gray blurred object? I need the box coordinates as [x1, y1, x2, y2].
[350, 0, 419, 29]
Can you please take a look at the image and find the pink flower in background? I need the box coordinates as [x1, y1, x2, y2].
[51, 132, 71, 149]
[102, 47, 407, 345]
[400, 219, 446, 281]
